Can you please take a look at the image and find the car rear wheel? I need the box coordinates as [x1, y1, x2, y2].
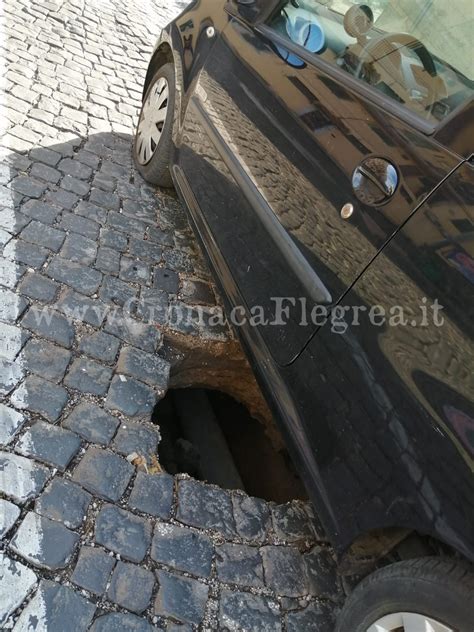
[134, 62, 175, 188]
[336, 557, 474, 632]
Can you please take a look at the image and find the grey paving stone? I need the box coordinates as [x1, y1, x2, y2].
[0, 403, 25, 446]
[0, 451, 50, 503]
[30, 146, 61, 167]
[232, 494, 271, 543]
[30, 162, 61, 184]
[106, 374, 157, 417]
[95, 246, 121, 274]
[65, 357, 113, 396]
[21, 219, 66, 252]
[180, 279, 215, 306]
[117, 345, 170, 390]
[60, 212, 100, 240]
[154, 570, 209, 626]
[79, 330, 120, 362]
[12, 580, 95, 631]
[18, 272, 59, 302]
[0, 287, 28, 322]
[216, 544, 264, 587]
[0, 210, 30, 237]
[0, 258, 26, 289]
[58, 157, 93, 180]
[0, 499, 21, 538]
[21, 306, 75, 347]
[20, 338, 71, 382]
[107, 561, 155, 614]
[56, 288, 108, 327]
[3, 238, 49, 268]
[129, 238, 162, 264]
[147, 226, 174, 247]
[73, 447, 134, 502]
[135, 288, 169, 325]
[108, 210, 146, 236]
[304, 546, 340, 598]
[120, 257, 151, 284]
[153, 267, 179, 294]
[11, 375, 69, 422]
[260, 546, 308, 597]
[20, 199, 60, 224]
[0, 553, 37, 627]
[0, 321, 29, 361]
[129, 471, 174, 519]
[99, 275, 137, 307]
[90, 187, 119, 210]
[35, 478, 91, 529]
[113, 421, 160, 458]
[219, 590, 281, 632]
[163, 250, 193, 274]
[71, 546, 116, 595]
[104, 312, 161, 352]
[100, 227, 127, 251]
[271, 502, 316, 543]
[285, 602, 334, 632]
[16, 420, 81, 471]
[61, 233, 98, 264]
[177, 479, 236, 538]
[10, 512, 79, 570]
[76, 201, 108, 224]
[90, 613, 158, 632]
[11, 175, 47, 198]
[0, 356, 25, 396]
[63, 402, 120, 445]
[95, 504, 152, 563]
[62, 174, 91, 196]
[151, 523, 213, 578]
[46, 187, 79, 210]
[46, 256, 102, 295]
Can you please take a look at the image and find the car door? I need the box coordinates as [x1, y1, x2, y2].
[175, 0, 471, 365]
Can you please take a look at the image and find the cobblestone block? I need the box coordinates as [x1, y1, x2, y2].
[95, 504, 152, 563]
[0, 553, 37, 627]
[0, 287, 28, 325]
[154, 570, 209, 626]
[95, 246, 121, 274]
[56, 288, 107, 327]
[36, 478, 91, 529]
[73, 447, 133, 501]
[100, 227, 128, 251]
[232, 494, 271, 543]
[62, 175, 91, 196]
[18, 272, 59, 302]
[129, 471, 174, 519]
[177, 479, 236, 538]
[129, 238, 162, 263]
[63, 402, 120, 445]
[304, 546, 340, 598]
[30, 161, 62, 184]
[60, 212, 100, 240]
[0, 403, 25, 446]
[46, 187, 79, 210]
[106, 374, 157, 417]
[153, 267, 179, 294]
[12, 580, 95, 631]
[260, 546, 308, 597]
[21, 219, 66, 252]
[107, 561, 155, 614]
[12, 175, 47, 198]
[0, 451, 50, 503]
[0, 499, 21, 538]
[151, 523, 213, 578]
[90, 187, 120, 210]
[61, 233, 98, 265]
[47, 256, 102, 295]
[30, 146, 61, 167]
[16, 420, 81, 471]
[120, 257, 151, 284]
[90, 613, 158, 632]
[79, 330, 120, 362]
[135, 288, 169, 325]
[21, 199, 60, 224]
[271, 502, 316, 543]
[117, 345, 170, 390]
[11, 375, 69, 421]
[108, 210, 146, 236]
[10, 512, 79, 570]
[20, 337, 71, 382]
[104, 312, 161, 352]
[76, 201, 108, 224]
[285, 602, 334, 632]
[71, 546, 116, 595]
[113, 420, 160, 458]
[0, 258, 26, 289]
[21, 306, 75, 347]
[216, 544, 264, 587]
[163, 250, 193, 274]
[147, 226, 174, 247]
[99, 275, 137, 306]
[0, 357, 25, 396]
[0, 321, 30, 361]
[219, 591, 281, 632]
[3, 238, 49, 268]
[180, 279, 215, 306]
[58, 157, 93, 180]
[65, 357, 113, 396]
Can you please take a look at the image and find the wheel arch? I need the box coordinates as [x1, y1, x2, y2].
[142, 42, 175, 101]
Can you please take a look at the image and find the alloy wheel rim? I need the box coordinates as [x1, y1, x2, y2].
[368, 612, 453, 632]
[136, 76, 169, 165]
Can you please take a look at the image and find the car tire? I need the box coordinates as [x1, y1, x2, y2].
[336, 557, 474, 631]
[133, 62, 175, 188]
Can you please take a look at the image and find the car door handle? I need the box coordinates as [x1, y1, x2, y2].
[352, 157, 399, 206]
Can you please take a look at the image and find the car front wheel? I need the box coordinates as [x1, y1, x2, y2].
[134, 62, 175, 188]
[336, 557, 474, 632]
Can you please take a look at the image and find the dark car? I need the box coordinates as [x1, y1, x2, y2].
[134, 1, 474, 629]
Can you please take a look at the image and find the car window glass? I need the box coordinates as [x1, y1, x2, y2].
[268, 0, 473, 124]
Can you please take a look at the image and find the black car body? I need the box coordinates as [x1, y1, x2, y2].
[141, 0, 474, 571]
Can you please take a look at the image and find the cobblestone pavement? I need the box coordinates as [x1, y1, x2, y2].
[0, 0, 343, 629]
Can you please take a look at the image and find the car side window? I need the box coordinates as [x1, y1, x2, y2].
[268, 0, 473, 125]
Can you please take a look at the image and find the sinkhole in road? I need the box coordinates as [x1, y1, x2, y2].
[152, 388, 307, 503]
